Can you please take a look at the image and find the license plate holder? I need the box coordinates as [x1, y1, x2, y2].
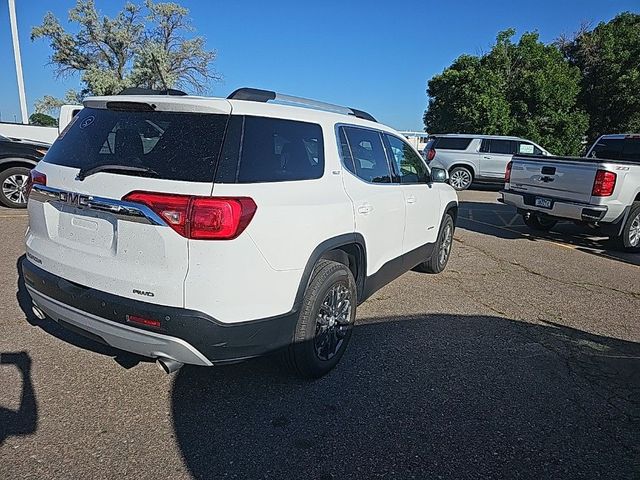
[534, 197, 552, 209]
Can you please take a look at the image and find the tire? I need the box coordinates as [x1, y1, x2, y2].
[522, 211, 557, 231]
[415, 214, 455, 274]
[449, 166, 473, 191]
[615, 202, 640, 252]
[286, 259, 357, 378]
[0, 166, 31, 208]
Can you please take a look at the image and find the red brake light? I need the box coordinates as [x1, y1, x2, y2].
[122, 191, 257, 240]
[26, 170, 47, 198]
[427, 148, 436, 162]
[592, 170, 616, 197]
[505, 161, 513, 184]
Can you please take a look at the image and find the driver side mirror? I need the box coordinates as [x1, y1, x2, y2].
[429, 167, 448, 184]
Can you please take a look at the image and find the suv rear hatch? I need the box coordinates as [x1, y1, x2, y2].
[26, 97, 231, 307]
[508, 155, 596, 203]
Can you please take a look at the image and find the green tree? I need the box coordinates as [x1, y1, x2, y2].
[31, 0, 220, 102]
[425, 29, 588, 155]
[558, 12, 640, 140]
[29, 112, 58, 127]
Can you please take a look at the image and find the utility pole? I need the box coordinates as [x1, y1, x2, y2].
[8, 0, 29, 124]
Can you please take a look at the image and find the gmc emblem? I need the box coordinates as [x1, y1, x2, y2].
[59, 191, 90, 207]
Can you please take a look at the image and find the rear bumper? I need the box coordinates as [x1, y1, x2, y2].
[501, 190, 607, 222]
[22, 260, 297, 365]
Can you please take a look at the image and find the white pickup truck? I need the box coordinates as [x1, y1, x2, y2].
[501, 134, 640, 251]
[0, 105, 82, 145]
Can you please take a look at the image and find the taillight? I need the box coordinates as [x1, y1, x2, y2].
[122, 191, 257, 240]
[426, 148, 436, 162]
[26, 170, 47, 198]
[505, 161, 513, 184]
[592, 170, 616, 197]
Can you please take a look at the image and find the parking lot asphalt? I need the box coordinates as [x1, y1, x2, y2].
[1, 189, 638, 480]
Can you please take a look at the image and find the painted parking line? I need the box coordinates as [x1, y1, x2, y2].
[459, 216, 637, 264]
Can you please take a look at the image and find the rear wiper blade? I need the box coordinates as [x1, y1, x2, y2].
[76, 164, 159, 181]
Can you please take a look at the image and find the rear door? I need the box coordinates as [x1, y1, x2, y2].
[479, 139, 515, 178]
[509, 157, 596, 203]
[338, 126, 405, 277]
[26, 100, 231, 307]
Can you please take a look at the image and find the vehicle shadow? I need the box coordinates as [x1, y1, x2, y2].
[0, 351, 37, 446]
[458, 200, 640, 266]
[16, 255, 146, 369]
[171, 314, 640, 480]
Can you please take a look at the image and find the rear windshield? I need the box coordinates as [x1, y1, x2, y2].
[44, 107, 228, 182]
[432, 137, 472, 150]
[589, 137, 640, 161]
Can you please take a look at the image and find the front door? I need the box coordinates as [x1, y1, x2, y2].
[383, 134, 441, 255]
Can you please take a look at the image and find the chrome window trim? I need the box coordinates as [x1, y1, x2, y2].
[29, 184, 167, 226]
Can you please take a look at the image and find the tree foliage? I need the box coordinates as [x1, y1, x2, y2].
[425, 30, 588, 155]
[557, 12, 640, 141]
[29, 113, 58, 127]
[31, 0, 220, 104]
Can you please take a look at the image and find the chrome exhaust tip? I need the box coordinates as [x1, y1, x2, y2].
[32, 303, 46, 320]
[156, 357, 183, 374]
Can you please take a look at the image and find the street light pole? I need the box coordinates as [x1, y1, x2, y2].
[8, 0, 29, 124]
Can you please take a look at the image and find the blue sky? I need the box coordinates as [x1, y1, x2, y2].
[1, 0, 638, 129]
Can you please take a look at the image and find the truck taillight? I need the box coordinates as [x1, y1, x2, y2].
[505, 161, 513, 184]
[26, 170, 47, 198]
[592, 170, 616, 197]
[122, 191, 257, 240]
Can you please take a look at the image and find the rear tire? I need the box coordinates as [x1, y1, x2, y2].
[286, 260, 357, 378]
[0, 166, 31, 208]
[615, 202, 640, 252]
[522, 211, 557, 231]
[449, 166, 473, 191]
[414, 214, 455, 274]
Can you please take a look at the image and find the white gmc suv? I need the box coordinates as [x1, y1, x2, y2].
[23, 88, 458, 378]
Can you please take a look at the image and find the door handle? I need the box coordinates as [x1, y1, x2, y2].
[483, 156, 491, 159]
[406, 195, 416, 204]
[357, 204, 373, 215]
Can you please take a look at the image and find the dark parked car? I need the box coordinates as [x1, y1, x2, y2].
[0, 134, 48, 208]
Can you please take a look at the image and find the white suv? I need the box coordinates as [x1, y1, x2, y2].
[23, 88, 458, 378]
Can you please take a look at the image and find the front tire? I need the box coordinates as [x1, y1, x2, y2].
[286, 260, 357, 378]
[415, 214, 455, 274]
[449, 166, 473, 191]
[522, 211, 557, 231]
[615, 202, 640, 252]
[0, 166, 31, 208]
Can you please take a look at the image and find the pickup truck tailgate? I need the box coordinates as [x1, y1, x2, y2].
[509, 156, 595, 203]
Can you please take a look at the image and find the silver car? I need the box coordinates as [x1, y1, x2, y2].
[424, 134, 550, 191]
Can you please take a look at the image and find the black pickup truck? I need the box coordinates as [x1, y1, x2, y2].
[0, 134, 49, 208]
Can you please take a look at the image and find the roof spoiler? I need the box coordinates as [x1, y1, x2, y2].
[227, 87, 377, 122]
[118, 87, 187, 96]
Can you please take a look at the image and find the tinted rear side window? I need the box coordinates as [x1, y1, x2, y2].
[342, 127, 392, 183]
[44, 107, 228, 182]
[489, 139, 516, 154]
[215, 116, 324, 183]
[432, 137, 472, 150]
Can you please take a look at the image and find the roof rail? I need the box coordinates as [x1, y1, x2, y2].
[118, 87, 187, 96]
[227, 87, 377, 122]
